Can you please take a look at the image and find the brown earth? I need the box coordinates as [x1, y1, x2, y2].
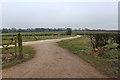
[2, 36, 107, 78]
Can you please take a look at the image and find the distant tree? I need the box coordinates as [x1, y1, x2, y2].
[66, 28, 72, 35]
[2, 28, 8, 33]
[18, 29, 25, 32]
[84, 28, 90, 31]
[74, 29, 77, 31]
[35, 28, 41, 32]
[11, 27, 17, 32]
[78, 28, 81, 31]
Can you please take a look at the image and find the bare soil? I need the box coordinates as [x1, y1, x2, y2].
[2, 36, 107, 78]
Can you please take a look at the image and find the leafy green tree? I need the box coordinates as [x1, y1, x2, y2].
[66, 28, 72, 35]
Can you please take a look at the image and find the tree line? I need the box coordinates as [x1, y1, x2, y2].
[1, 28, 67, 33]
[1, 27, 119, 33]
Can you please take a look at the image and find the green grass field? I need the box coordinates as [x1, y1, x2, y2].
[1, 31, 73, 42]
[2, 46, 36, 69]
[1, 30, 117, 35]
[58, 36, 119, 78]
[1, 35, 73, 45]
[1, 31, 117, 42]
[1, 31, 66, 36]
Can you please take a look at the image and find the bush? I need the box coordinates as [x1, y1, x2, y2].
[89, 33, 120, 56]
[66, 28, 72, 35]
[89, 34, 109, 48]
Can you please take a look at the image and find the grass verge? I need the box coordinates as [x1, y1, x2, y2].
[58, 35, 119, 78]
[2, 46, 36, 69]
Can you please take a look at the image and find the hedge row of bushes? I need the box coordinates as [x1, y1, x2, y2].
[89, 33, 120, 49]
[88, 33, 120, 56]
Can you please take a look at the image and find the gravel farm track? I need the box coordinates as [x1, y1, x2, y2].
[2, 36, 107, 78]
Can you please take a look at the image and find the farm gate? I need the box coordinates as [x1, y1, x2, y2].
[2, 33, 23, 63]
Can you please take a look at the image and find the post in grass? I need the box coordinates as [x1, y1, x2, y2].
[18, 33, 23, 58]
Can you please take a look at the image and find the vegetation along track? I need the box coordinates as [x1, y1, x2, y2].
[3, 36, 107, 78]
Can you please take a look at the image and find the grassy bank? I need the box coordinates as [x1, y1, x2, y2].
[58, 36, 119, 78]
[2, 46, 36, 69]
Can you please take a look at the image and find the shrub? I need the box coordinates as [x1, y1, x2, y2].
[66, 28, 72, 35]
[89, 34, 109, 48]
[89, 33, 119, 56]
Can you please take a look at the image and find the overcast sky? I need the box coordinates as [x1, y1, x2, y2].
[1, 1, 118, 30]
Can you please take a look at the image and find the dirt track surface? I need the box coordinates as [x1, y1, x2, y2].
[2, 36, 107, 78]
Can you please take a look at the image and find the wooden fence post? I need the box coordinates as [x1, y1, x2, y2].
[18, 33, 23, 58]
[14, 37, 17, 57]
